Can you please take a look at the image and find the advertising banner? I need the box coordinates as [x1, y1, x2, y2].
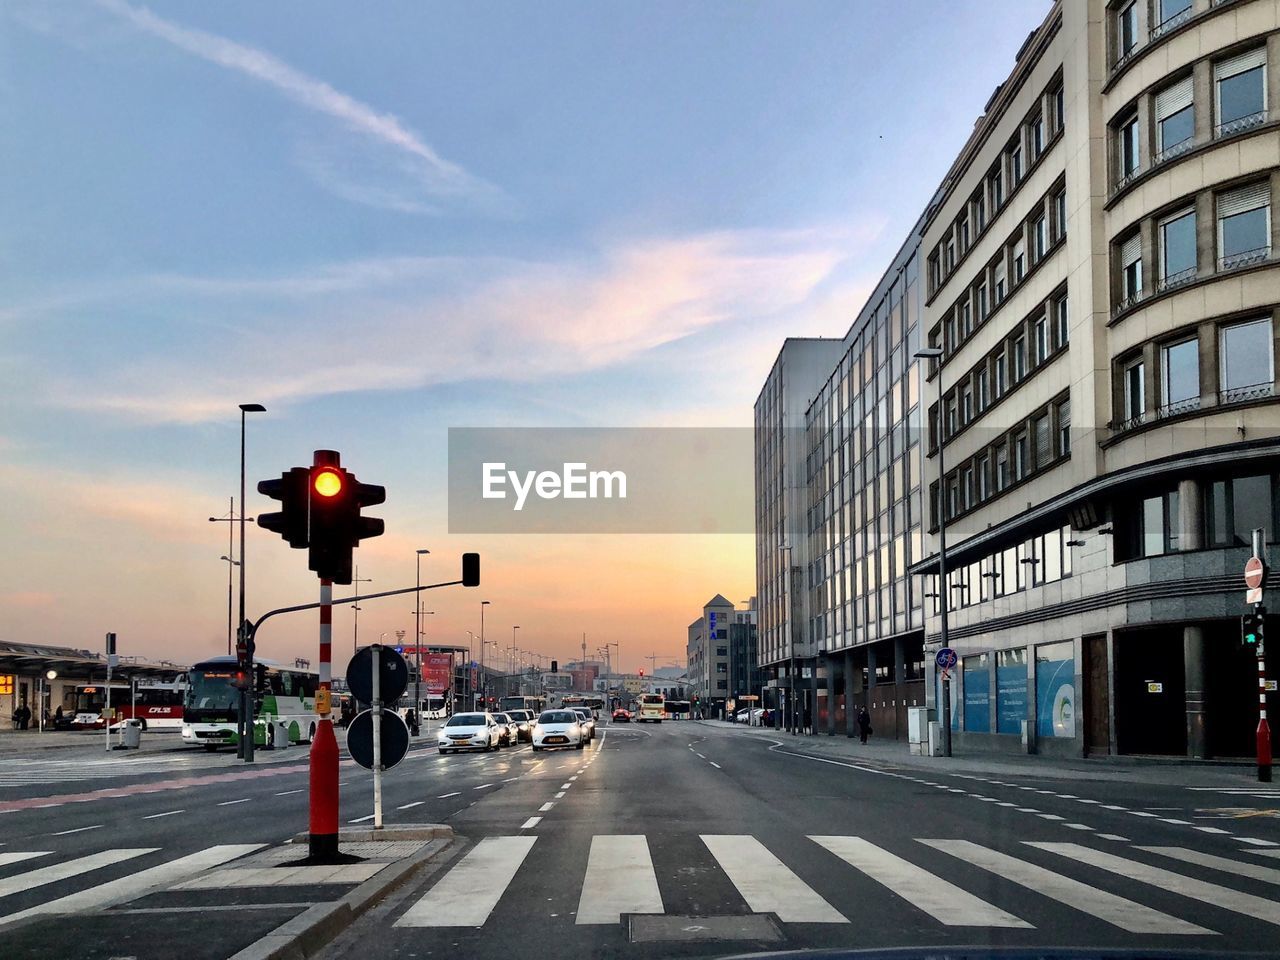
[996, 648, 1028, 735]
[1035, 641, 1076, 739]
[963, 655, 990, 732]
[423, 653, 453, 695]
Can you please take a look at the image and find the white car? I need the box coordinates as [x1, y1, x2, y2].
[531, 709, 586, 751]
[571, 708, 596, 740]
[438, 712, 500, 753]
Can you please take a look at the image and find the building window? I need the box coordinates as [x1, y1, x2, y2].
[1012, 335, 1027, 382]
[928, 253, 941, 292]
[1054, 85, 1065, 132]
[962, 465, 974, 509]
[1120, 231, 1143, 304]
[716, 646, 727, 657]
[1030, 115, 1044, 158]
[992, 167, 1005, 207]
[977, 368, 990, 410]
[994, 351, 1007, 396]
[1215, 47, 1267, 137]
[1056, 398, 1071, 456]
[959, 215, 970, 252]
[1033, 215, 1047, 261]
[1010, 142, 1023, 184]
[1159, 208, 1197, 289]
[1054, 294, 1068, 346]
[994, 259, 1007, 302]
[1154, 0, 1192, 33]
[961, 384, 973, 424]
[946, 313, 958, 351]
[1155, 76, 1194, 161]
[962, 298, 973, 337]
[1217, 182, 1271, 270]
[1207, 475, 1275, 547]
[1054, 190, 1067, 239]
[946, 396, 958, 436]
[1119, 112, 1140, 180]
[1117, 1, 1138, 60]
[995, 446, 1010, 491]
[977, 456, 990, 500]
[1013, 238, 1026, 282]
[1034, 415, 1051, 469]
[1219, 317, 1274, 403]
[1033, 315, 1048, 365]
[1013, 431, 1028, 481]
[975, 193, 986, 232]
[1123, 357, 1146, 424]
[977, 282, 989, 320]
[945, 235, 956, 272]
[1161, 337, 1200, 414]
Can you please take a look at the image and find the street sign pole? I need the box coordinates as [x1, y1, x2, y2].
[1250, 529, 1271, 783]
[310, 578, 341, 862]
[372, 644, 384, 830]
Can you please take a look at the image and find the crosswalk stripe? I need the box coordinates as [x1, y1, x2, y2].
[813, 836, 1028, 929]
[0, 852, 51, 868]
[921, 839, 1210, 935]
[1141, 846, 1280, 885]
[576, 835, 663, 924]
[1029, 842, 1280, 927]
[702, 835, 846, 923]
[0, 848, 155, 900]
[0, 844, 263, 928]
[395, 836, 537, 928]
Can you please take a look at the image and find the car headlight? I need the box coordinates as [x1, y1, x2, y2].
[181, 725, 193, 737]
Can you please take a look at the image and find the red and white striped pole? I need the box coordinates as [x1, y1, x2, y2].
[1258, 641, 1271, 783]
[310, 577, 341, 859]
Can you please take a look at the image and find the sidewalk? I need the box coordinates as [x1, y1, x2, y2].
[695, 719, 1267, 788]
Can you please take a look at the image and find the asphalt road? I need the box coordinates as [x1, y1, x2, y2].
[3, 722, 1280, 958]
[322, 720, 1280, 959]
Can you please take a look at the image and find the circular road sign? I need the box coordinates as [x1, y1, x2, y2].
[1246, 556, 1265, 590]
[935, 647, 958, 671]
[346, 709, 410, 771]
[346, 645, 409, 706]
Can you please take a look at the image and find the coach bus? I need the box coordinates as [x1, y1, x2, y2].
[182, 656, 319, 751]
[67, 683, 133, 729]
[636, 693, 665, 723]
[104, 678, 187, 730]
[500, 694, 545, 716]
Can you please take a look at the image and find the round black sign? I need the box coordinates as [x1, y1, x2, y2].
[346, 645, 409, 706]
[346, 708, 410, 771]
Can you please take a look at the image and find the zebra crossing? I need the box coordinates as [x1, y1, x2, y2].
[394, 832, 1280, 936]
[0, 755, 228, 788]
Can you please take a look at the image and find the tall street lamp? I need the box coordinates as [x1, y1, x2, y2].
[466, 631, 476, 709]
[915, 346, 953, 758]
[480, 600, 491, 708]
[512, 625, 520, 683]
[351, 566, 373, 653]
[219, 555, 240, 653]
[237, 402, 264, 763]
[414, 549, 430, 736]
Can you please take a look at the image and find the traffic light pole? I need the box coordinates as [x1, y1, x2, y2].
[1251, 528, 1271, 783]
[311, 579, 340, 860]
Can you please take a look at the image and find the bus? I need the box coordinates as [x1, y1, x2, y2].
[636, 693, 665, 723]
[67, 684, 132, 729]
[182, 656, 319, 751]
[394, 693, 450, 723]
[664, 699, 691, 720]
[500, 695, 545, 716]
[561, 694, 605, 717]
[107, 678, 187, 730]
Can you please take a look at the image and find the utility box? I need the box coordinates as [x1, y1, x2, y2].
[272, 722, 291, 750]
[907, 707, 929, 755]
[121, 719, 143, 749]
[927, 720, 941, 757]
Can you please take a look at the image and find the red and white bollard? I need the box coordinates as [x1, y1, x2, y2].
[310, 578, 341, 859]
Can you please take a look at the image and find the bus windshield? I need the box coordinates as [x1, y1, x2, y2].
[185, 671, 238, 712]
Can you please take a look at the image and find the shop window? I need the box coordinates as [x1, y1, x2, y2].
[1035, 641, 1075, 739]
[996, 648, 1028, 735]
[961, 654, 990, 732]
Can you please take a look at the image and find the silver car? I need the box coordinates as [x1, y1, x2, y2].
[572, 708, 596, 741]
[437, 712, 500, 753]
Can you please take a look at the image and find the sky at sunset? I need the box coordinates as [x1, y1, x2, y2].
[0, 1, 1051, 674]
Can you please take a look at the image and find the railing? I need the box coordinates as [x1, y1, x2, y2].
[1116, 411, 1148, 432]
[1157, 397, 1200, 419]
[1216, 110, 1268, 139]
[1219, 246, 1271, 272]
[1150, 6, 1193, 41]
[1113, 165, 1142, 194]
[1220, 382, 1275, 405]
[1156, 265, 1197, 293]
[1112, 290, 1146, 319]
[1113, 42, 1140, 73]
[1153, 136, 1195, 166]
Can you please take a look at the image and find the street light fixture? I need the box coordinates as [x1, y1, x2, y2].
[351, 566, 373, 653]
[915, 346, 952, 758]
[413, 549, 430, 737]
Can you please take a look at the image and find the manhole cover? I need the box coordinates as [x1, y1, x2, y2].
[628, 914, 783, 943]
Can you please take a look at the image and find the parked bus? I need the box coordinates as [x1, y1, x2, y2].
[182, 656, 319, 751]
[664, 699, 691, 720]
[636, 693, 665, 723]
[500, 695, 545, 715]
[106, 678, 187, 730]
[67, 683, 132, 729]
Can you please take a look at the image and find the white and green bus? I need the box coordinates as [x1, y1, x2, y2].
[182, 656, 319, 750]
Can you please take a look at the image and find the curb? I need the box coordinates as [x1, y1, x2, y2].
[228, 833, 457, 960]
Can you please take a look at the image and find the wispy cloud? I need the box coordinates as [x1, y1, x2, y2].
[91, 0, 500, 211]
[32, 223, 879, 424]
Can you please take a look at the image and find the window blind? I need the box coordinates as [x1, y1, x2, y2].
[1121, 232, 1141, 265]
[1218, 181, 1270, 218]
[1155, 76, 1193, 119]
[1216, 47, 1267, 81]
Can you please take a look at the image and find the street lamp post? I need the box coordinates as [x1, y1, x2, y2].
[414, 549, 430, 737]
[351, 566, 373, 654]
[466, 631, 476, 709]
[237, 402, 265, 763]
[512, 626, 520, 695]
[208, 497, 243, 656]
[480, 601, 490, 708]
[780, 543, 796, 735]
[915, 346, 952, 758]
[220, 552, 239, 655]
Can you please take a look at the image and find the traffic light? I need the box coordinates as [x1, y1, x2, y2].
[550, 660, 558, 673]
[1245, 611, 1266, 648]
[638, 668, 645, 677]
[462, 552, 480, 587]
[230, 668, 251, 691]
[257, 467, 310, 548]
[306, 458, 385, 585]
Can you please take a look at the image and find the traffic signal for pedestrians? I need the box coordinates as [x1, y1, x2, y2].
[1245, 610, 1266, 648]
[257, 467, 310, 548]
[307, 462, 385, 585]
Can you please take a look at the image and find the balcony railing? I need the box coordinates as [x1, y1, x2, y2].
[1116, 411, 1148, 432]
[1219, 246, 1271, 272]
[1112, 289, 1146, 318]
[1220, 382, 1275, 405]
[1157, 397, 1201, 419]
[1156, 266, 1197, 294]
[1113, 165, 1143, 194]
[1153, 136, 1195, 166]
[1150, 6, 1193, 41]
[1216, 110, 1268, 139]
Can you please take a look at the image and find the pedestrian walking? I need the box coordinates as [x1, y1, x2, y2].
[15, 704, 30, 730]
[857, 705, 872, 744]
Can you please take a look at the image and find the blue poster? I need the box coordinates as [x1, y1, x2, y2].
[963, 662, 990, 733]
[996, 662, 1027, 734]
[1035, 652, 1076, 739]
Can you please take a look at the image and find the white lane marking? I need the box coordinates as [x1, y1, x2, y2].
[1101, 804, 1127, 811]
[539, 802, 555, 812]
[709, 762, 722, 769]
[1141, 846, 1280, 886]
[1029, 841, 1280, 927]
[142, 810, 184, 820]
[555, 792, 566, 799]
[438, 792, 461, 799]
[576, 835, 664, 925]
[921, 839, 1207, 934]
[1064, 824, 1093, 831]
[216, 799, 250, 807]
[1016, 808, 1040, 813]
[569, 776, 578, 782]
[275, 790, 303, 797]
[1097, 834, 1130, 842]
[475, 783, 494, 790]
[349, 815, 375, 823]
[395, 836, 537, 928]
[703, 835, 845, 923]
[50, 825, 103, 836]
[398, 801, 425, 810]
[0, 849, 154, 899]
[1193, 827, 1231, 835]
[0, 852, 49, 868]
[1239, 838, 1280, 847]
[502, 777, 521, 783]
[1128, 811, 1158, 818]
[520, 816, 542, 829]
[1037, 814, 1066, 821]
[1158, 818, 1191, 825]
[813, 835, 1028, 929]
[995, 802, 1017, 808]
[0, 844, 262, 927]
[694, 753, 705, 759]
